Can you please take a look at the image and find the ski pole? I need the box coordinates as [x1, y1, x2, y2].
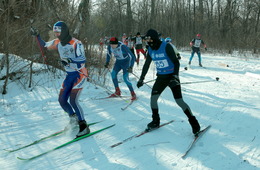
[68, 64, 128, 102]
[66, 64, 89, 78]
[33, 27, 47, 64]
[131, 72, 152, 89]
[144, 79, 156, 84]
[181, 77, 219, 85]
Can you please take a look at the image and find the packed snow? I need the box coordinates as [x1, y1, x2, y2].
[0, 50, 259, 170]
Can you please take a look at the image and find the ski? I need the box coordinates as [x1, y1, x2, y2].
[93, 95, 130, 100]
[17, 124, 115, 161]
[4, 121, 102, 152]
[182, 125, 211, 159]
[121, 99, 136, 110]
[110, 120, 174, 148]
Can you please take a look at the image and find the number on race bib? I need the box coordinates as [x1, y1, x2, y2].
[154, 59, 169, 68]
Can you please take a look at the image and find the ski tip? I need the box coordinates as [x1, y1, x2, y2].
[110, 142, 122, 148]
[17, 157, 29, 161]
[3, 148, 12, 152]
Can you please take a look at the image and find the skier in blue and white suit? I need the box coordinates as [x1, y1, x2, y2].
[105, 37, 137, 100]
[30, 21, 89, 138]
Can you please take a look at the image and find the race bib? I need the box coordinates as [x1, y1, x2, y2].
[154, 59, 169, 69]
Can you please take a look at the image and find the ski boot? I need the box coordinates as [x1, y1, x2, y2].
[76, 120, 90, 138]
[109, 87, 121, 97]
[131, 91, 137, 100]
[146, 120, 160, 132]
[188, 116, 201, 136]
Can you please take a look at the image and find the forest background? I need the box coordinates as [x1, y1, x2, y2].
[0, 0, 259, 94]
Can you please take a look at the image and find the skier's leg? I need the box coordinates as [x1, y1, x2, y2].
[136, 49, 140, 65]
[189, 51, 195, 64]
[197, 51, 202, 66]
[69, 73, 90, 137]
[122, 68, 134, 92]
[169, 80, 200, 135]
[110, 65, 121, 96]
[58, 76, 74, 116]
[122, 68, 136, 100]
[69, 89, 84, 121]
[147, 77, 168, 130]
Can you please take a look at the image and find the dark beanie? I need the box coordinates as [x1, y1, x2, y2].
[110, 37, 118, 44]
[145, 29, 159, 40]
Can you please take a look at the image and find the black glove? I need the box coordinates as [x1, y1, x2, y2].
[205, 48, 207, 51]
[137, 79, 144, 88]
[104, 62, 109, 68]
[127, 67, 133, 73]
[30, 27, 39, 36]
[177, 53, 181, 60]
[61, 58, 72, 66]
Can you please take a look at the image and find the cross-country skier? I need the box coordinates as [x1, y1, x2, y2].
[30, 21, 90, 138]
[134, 32, 146, 66]
[137, 29, 201, 135]
[122, 33, 128, 46]
[105, 37, 137, 100]
[189, 34, 207, 67]
[126, 33, 136, 59]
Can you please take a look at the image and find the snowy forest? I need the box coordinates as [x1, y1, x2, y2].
[0, 0, 260, 94]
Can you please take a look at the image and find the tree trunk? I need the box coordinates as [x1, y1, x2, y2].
[2, 0, 10, 94]
[150, 0, 155, 28]
[126, 0, 133, 33]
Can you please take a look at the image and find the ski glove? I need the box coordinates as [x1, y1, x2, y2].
[137, 79, 144, 88]
[205, 48, 207, 51]
[30, 27, 39, 36]
[61, 58, 72, 66]
[127, 67, 133, 73]
[104, 62, 109, 68]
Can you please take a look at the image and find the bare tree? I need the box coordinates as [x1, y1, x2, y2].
[126, 0, 133, 33]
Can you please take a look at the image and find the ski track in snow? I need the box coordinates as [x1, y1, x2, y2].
[0, 51, 259, 170]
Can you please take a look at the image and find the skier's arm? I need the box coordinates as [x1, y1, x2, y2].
[166, 44, 180, 75]
[189, 39, 194, 47]
[106, 45, 112, 64]
[201, 40, 207, 48]
[36, 35, 46, 47]
[36, 35, 59, 50]
[139, 53, 152, 80]
[122, 45, 136, 67]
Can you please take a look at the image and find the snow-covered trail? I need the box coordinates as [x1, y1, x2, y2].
[0, 51, 259, 170]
